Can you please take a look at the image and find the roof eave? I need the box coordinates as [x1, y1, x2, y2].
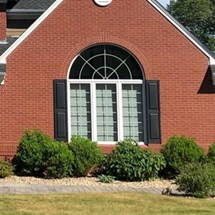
[210, 65, 215, 85]
[0, 63, 6, 85]
[0, 0, 7, 4]
[7, 9, 45, 20]
[0, 0, 63, 64]
[148, 0, 215, 85]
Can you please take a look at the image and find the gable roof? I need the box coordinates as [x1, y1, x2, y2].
[151, 0, 215, 61]
[0, 0, 215, 85]
[149, 0, 215, 84]
[6, 0, 56, 28]
[0, 36, 18, 56]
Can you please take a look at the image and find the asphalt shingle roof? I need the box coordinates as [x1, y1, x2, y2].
[0, 36, 18, 56]
[13, 0, 55, 10]
[0, 64, 6, 74]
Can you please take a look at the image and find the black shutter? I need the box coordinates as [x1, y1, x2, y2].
[53, 80, 68, 142]
[146, 80, 161, 143]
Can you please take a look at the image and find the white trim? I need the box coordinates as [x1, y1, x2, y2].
[67, 81, 71, 142]
[67, 81, 144, 145]
[94, 0, 112, 7]
[67, 80, 143, 84]
[147, 0, 215, 65]
[91, 82, 97, 141]
[117, 82, 123, 141]
[0, 0, 64, 64]
[96, 141, 145, 145]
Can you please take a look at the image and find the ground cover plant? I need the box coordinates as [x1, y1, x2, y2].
[0, 193, 214, 215]
[98, 174, 115, 183]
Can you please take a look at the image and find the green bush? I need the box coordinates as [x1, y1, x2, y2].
[161, 135, 204, 177]
[13, 129, 74, 178]
[68, 136, 104, 177]
[43, 141, 74, 178]
[207, 142, 215, 165]
[0, 159, 13, 178]
[103, 139, 166, 181]
[13, 129, 52, 177]
[176, 162, 215, 198]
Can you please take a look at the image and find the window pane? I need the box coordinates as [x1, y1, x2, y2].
[122, 84, 144, 141]
[70, 84, 91, 139]
[96, 84, 117, 141]
[69, 45, 143, 80]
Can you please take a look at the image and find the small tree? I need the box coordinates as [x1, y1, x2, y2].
[168, 0, 215, 51]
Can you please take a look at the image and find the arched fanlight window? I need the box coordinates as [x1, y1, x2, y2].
[69, 45, 143, 80]
[68, 44, 145, 143]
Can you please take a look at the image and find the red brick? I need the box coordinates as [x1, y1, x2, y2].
[0, 12, 6, 40]
[0, 0, 214, 156]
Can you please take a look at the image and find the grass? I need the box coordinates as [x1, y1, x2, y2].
[0, 192, 214, 215]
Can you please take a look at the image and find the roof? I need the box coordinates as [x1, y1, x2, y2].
[0, 64, 6, 73]
[0, 36, 18, 56]
[151, 0, 215, 59]
[6, 0, 56, 34]
[149, 0, 215, 84]
[0, 0, 215, 85]
[13, 0, 55, 10]
[0, 36, 17, 83]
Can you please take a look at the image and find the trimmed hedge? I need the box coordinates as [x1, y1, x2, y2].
[103, 139, 166, 181]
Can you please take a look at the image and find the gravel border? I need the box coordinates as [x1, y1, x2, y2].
[0, 176, 177, 190]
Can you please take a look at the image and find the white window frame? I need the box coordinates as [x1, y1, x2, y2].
[67, 79, 144, 145]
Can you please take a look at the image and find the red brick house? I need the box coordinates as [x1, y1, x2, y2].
[0, 0, 215, 156]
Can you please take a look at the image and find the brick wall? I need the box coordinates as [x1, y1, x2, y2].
[0, 12, 6, 40]
[0, 0, 214, 156]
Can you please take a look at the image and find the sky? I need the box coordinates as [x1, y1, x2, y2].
[157, 0, 169, 7]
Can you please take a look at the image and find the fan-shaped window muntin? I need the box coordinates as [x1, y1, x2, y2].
[69, 45, 143, 80]
[68, 44, 145, 144]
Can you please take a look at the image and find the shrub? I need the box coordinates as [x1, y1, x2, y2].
[13, 129, 74, 178]
[43, 141, 74, 178]
[13, 129, 52, 177]
[207, 142, 215, 165]
[176, 162, 215, 198]
[0, 159, 13, 178]
[161, 135, 204, 177]
[68, 136, 104, 176]
[103, 139, 166, 181]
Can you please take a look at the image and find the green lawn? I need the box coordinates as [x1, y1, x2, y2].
[0, 192, 214, 215]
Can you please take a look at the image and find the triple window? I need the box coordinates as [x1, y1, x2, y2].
[68, 44, 145, 143]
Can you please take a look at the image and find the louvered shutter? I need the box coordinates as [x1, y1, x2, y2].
[53, 80, 68, 141]
[146, 80, 161, 143]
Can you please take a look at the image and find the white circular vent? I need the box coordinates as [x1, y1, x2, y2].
[94, 0, 112, 7]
